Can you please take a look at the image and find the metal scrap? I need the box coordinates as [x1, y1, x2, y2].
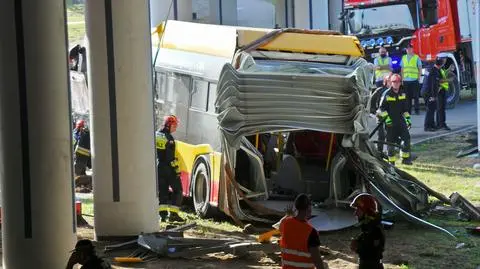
[450, 192, 480, 220]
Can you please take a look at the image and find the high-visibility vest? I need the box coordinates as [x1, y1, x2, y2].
[280, 217, 315, 269]
[401, 54, 420, 80]
[440, 69, 449, 90]
[375, 57, 391, 80]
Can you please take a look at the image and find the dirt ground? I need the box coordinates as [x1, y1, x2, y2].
[77, 217, 469, 269]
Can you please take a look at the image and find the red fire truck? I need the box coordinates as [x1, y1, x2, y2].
[342, 0, 479, 108]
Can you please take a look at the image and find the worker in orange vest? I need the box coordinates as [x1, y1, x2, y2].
[279, 194, 326, 269]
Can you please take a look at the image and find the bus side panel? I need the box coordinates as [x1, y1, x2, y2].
[175, 141, 214, 197]
[209, 152, 222, 206]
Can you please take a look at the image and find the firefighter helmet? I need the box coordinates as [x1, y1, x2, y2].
[350, 193, 380, 217]
[76, 120, 85, 129]
[163, 115, 178, 129]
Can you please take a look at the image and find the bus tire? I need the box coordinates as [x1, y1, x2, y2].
[446, 75, 460, 109]
[192, 160, 212, 218]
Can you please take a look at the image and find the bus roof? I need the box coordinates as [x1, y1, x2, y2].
[152, 20, 364, 59]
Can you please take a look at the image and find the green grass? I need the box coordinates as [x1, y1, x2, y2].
[399, 132, 480, 204]
[66, 4, 85, 46]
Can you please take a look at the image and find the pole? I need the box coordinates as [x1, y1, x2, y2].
[0, 0, 76, 267]
[475, 0, 480, 155]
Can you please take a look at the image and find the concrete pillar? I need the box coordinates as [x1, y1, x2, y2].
[85, 0, 158, 239]
[210, 0, 237, 25]
[311, 0, 329, 29]
[275, 0, 287, 28]
[293, 0, 310, 29]
[150, 0, 193, 28]
[0, 0, 76, 268]
[328, 0, 344, 32]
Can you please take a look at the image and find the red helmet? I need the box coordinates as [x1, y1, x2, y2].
[350, 193, 380, 217]
[163, 115, 178, 129]
[76, 120, 85, 129]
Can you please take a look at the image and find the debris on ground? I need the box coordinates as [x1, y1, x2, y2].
[450, 192, 480, 220]
[104, 222, 279, 264]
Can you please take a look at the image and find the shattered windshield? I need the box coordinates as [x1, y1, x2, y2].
[347, 4, 415, 35]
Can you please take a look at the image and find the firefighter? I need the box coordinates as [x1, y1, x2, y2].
[350, 193, 386, 269]
[401, 44, 422, 115]
[156, 115, 184, 222]
[373, 47, 392, 87]
[437, 58, 451, 130]
[279, 193, 326, 269]
[73, 120, 91, 176]
[378, 74, 413, 165]
[422, 57, 444, 132]
[371, 73, 392, 153]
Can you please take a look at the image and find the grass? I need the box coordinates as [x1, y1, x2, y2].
[66, 4, 85, 46]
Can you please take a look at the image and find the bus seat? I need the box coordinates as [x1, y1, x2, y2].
[272, 154, 306, 195]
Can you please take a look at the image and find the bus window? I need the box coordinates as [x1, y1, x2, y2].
[164, 73, 190, 140]
[191, 79, 209, 111]
[154, 72, 166, 101]
[207, 83, 217, 113]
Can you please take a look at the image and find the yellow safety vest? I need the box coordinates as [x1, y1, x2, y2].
[440, 69, 449, 90]
[375, 57, 391, 80]
[402, 54, 420, 80]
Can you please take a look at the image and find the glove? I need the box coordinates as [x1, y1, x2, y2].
[385, 116, 393, 127]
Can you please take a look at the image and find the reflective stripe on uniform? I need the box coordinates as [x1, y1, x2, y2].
[282, 260, 314, 268]
[386, 96, 396, 102]
[281, 248, 312, 258]
[388, 156, 397, 162]
[75, 146, 90, 156]
[156, 134, 167, 149]
[398, 94, 406, 100]
[401, 152, 410, 158]
[159, 204, 180, 213]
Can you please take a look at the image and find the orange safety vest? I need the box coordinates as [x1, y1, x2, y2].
[279, 217, 315, 269]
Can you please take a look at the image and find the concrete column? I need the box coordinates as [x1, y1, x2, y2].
[275, 0, 287, 28]
[311, 0, 329, 29]
[0, 0, 76, 268]
[150, 0, 193, 28]
[293, 0, 310, 29]
[85, 0, 158, 239]
[328, 0, 343, 32]
[212, 0, 237, 26]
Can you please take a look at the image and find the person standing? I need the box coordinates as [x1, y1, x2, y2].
[374, 47, 392, 87]
[421, 58, 443, 132]
[350, 193, 386, 269]
[371, 73, 392, 153]
[156, 115, 184, 222]
[401, 44, 422, 115]
[437, 58, 451, 130]
[378, 74, 413, 165]
[73, 120, 91, 176]
[279, 194, 326, 269]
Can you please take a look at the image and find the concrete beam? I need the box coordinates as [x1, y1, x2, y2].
[0, 0, 76, 267]
[85, 0, 158, 239]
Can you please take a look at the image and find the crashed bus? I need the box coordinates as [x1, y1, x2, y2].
[151, 20, 454, 234]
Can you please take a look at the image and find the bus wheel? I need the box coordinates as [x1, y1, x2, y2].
[192, 161, 211, 218]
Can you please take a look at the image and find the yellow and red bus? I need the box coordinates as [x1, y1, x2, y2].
[151, 20, 435, 231]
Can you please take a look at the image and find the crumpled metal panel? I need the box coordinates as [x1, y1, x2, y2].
[216, 58, 374, 149]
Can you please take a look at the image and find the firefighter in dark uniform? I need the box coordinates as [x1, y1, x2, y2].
[378, 74, 413, 165]
[422, 57, 444, 131]
[156, 115, 184, 222]
[73, 120, 91, 176]
[350, 193, 386, 269]
[371, 73, 392, 153]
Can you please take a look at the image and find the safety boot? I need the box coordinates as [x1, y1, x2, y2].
[168, 212, 185, 223]
[401, 158, 413, 165]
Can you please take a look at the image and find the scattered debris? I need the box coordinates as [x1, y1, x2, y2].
[450, 192, 480, 220]
[455, 242, 466, 249]
[466, 226, 480, 236]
